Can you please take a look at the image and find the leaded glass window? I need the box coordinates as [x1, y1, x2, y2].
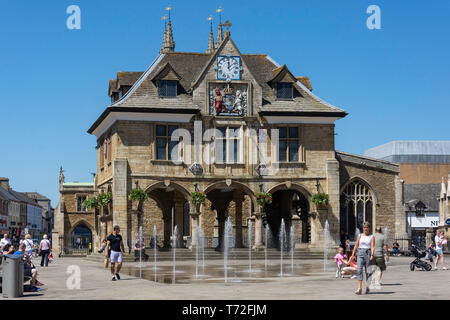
[340, 181, 374, 240]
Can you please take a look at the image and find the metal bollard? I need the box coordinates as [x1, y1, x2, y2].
[2, 254, 24, 298]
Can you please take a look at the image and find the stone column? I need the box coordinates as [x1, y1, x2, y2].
[394, 177, 409, 249]
[253, 210, 264, 250]
[326, 158, 340, 247]
[113, 158, 129, 253]
[189, 211, 200, 250]
[217, 214, 227, 250]
[291, 214, 301, 248]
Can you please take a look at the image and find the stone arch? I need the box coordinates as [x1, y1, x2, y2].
[69, 220, 94, 250]
[143, 181, 191, 248]
[339, 177, 377, 240]
[145, 181, 190, 200]
[204, 180, 256, 249]
[267, 182, 313, 210]
[340, 176, 379, 205]
[266, 182, 313, 246]
[204, 180, 257, 208]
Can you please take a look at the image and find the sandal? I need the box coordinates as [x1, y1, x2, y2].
[354, 288, 362, 295]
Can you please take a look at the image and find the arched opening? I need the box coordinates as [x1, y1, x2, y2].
[142, 182, 191, 248]
[265, 189, 310, 247]
[204, 181, 255, 250]
[72, 224, 92, 252]
[340, 179, 375, 241]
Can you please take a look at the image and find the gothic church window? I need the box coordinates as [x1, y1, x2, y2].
[77, 196, 87, 212]
[340, 180, 374, 240]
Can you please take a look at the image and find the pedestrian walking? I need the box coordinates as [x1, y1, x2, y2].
[350, 221, 375, 294]
[434, 230, 447, 270]
[20, 234, 35, 262]
[0, 233, 11, 250]
[106, 225, 125, 281]
[38, 234, 51, 267]
[371, 226, 389, 288]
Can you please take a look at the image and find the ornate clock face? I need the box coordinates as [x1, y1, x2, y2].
[216, 55, 241, 81]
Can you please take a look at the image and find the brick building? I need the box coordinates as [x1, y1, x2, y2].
[365, 140, 450, 247]
[85, 19, 405, 253]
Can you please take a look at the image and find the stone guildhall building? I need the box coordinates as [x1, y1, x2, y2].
[60, 16, 408, 253]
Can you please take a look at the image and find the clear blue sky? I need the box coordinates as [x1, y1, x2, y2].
[1, 0, 449, 206]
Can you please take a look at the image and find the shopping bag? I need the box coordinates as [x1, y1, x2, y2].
[104, 258, 110, 268]
[48, 252, 54, 261]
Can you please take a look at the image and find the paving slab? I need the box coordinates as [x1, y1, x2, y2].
[0, 256, 449, 300]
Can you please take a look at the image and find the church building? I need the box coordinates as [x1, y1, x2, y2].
[86, 17, 407, 252]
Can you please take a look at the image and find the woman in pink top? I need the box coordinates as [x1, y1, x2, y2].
[38, 234, 51, 267]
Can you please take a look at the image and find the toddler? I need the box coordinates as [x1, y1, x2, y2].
[334, 247, 347, 278]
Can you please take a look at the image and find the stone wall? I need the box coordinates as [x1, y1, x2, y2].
[337, 152, 402, 245]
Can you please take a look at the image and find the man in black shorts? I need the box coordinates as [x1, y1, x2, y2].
[106, 225, 125, 281]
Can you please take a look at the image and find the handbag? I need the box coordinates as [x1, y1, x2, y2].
[104, 257, 110, 268]
[48, 252, 54, 261]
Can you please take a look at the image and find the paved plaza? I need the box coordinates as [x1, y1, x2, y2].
[1, 255, 449, 300]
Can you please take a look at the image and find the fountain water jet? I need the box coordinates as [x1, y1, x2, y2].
[138, 226, 143, 279]
[265, 225, 270, 270]
[248, 218, 252, 273]
[153, 225, 157, 282]
[279, 219, 286, 277]
[323, 220, 330, 272]
[290, 224, 295, 274]
[172, 225, 178, 283]
[224, 217, 233, 283]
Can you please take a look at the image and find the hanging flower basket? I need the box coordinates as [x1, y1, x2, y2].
[256, 192, 272, 207]
[97, 192, 112, 207]
[128, 188, 148, 202]
[190, 192, 206, 210]
[312, 193, 329, 207]
[83, 196, 100, 210]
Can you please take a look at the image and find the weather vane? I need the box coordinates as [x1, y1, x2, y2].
[166, 5, 172, 20]
[216, 6, 222, 24]
[208, 15, 213, 28]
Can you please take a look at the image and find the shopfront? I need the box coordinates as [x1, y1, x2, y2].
[407, 212, 439, 248]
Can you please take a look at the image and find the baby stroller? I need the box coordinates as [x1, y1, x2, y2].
[409, 244, 432, 271]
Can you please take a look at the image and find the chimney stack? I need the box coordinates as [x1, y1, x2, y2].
[0, 177, 9, 190]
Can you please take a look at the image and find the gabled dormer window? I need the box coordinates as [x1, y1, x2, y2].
[158, 80, 177, 98]
[276, 82, 293, 100]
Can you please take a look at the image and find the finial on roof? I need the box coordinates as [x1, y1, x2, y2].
[59, 166, 65, 185]
[160, 7, 175, 53]
[206, 15, 215, 54]
[215, 6, 224, 48]
[223, 19, 232, 37]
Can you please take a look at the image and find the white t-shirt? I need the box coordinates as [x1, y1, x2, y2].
[359, 234, 373, 249]
[40, 239, 51, 250]
[0, 238, 11, 248]
[435, 235, 442, 250]
[20, 239, 34, 252]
